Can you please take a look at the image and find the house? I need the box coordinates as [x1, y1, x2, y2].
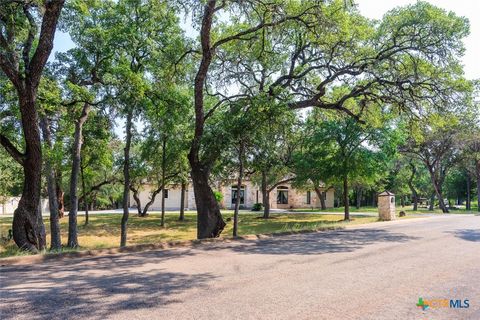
[0, 197, 49, 215]
[130, 179, 334, 211]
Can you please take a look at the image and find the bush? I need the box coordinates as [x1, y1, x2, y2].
[251, 203, 263, 211]
[213, 190, 224, 203]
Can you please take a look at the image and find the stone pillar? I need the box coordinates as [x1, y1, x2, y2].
[378, 191, 396, 221]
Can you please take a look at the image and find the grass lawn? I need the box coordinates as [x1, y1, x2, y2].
[0, 211, 388, 258]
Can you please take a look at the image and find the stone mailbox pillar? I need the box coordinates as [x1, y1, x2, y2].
[378, 191, 396, 221]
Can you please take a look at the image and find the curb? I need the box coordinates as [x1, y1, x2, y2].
[0, 226, 343, 266]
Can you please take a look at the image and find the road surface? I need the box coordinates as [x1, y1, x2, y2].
[1, 214, 479, 320]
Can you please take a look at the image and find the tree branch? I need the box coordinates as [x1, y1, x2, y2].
[212, 5, 317, 50]
[28, 0, 65, 89]
[268, 177, 295, 193]
[78, 178, 116, 203]
[0, 133, 25, 165]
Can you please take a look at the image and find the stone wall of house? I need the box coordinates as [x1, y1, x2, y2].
[0, 197, 49, 215]
[130, 185, 190, 211]
[222, 181, 335, 210]
[130, 180, 335, 212]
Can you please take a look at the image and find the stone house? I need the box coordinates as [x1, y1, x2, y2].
[130, 179, 335, 211]
[0, 197, 49, 215]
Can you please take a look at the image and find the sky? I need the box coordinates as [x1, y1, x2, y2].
[53, 0, 479, 80]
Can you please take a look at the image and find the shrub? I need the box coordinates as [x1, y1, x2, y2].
[251, 203, 263, 211]
[213, 191, 224, 203]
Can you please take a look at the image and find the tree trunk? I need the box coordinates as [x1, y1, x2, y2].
[190, 163, 226, 238]
[427, 166, 449, 213]
[233, 141, 244, 237]
[67, 103, 91, 248]
[343, 176, 350, 221]
[11, 96, 46, 252]
[160, 186, 166, 227]
[179, 182, 186, 221]
[355, 187, 362, 209]
[476, 160, 480, 213]
[130, 186, 142, 215]
[408, 163, 419, 211]
[55, 171, 65, 218]
[120, 109, 133, 247]
[261, 171, 270, 219]
[429, 192, 435, 211]
[0, 0, 64, 252]
[188, 1, 225, 239]
[314, 186, 326, 210]
[80, 157, 88, 226]
[141, 185, 163, 216]
[465, 171, 471, 211]
[39, 116, 61, 250]
[160, 136, 167, 227]
[411, 189, 418, 211]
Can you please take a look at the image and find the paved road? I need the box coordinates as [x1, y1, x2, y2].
[1, 215, 479, 320]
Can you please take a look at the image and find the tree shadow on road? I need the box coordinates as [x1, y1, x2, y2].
[449, 229, 480, 242]
[0, 228, 421, 319]
[205, 228, 420, 256]
[0, 249, 214, 320]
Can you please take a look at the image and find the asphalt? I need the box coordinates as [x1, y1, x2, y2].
[0, 214, 479, 320]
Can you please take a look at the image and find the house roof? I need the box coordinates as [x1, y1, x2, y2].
[378, 191, 395, 197]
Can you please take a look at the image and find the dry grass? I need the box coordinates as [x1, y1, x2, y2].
[0, 210, 398, 258]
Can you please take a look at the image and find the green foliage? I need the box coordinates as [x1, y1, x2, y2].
[213, 191, 224, 203]
[0, 150, 23, 198]
[247, 100, 299, 188]
[251, 203, 264, 212]
[295, 107, 401, 196]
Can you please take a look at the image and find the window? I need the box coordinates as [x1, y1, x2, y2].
[231, 186, 245, 204]
[277, 186, 288, 204]
[163, 189, 169, 199]
[322, 191, 327, 201]
[306, 191, 311, 205]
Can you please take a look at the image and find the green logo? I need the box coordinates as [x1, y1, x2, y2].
[417, 298, 430, 310]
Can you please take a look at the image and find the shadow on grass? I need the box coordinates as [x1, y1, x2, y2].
[199, 227, 419, 256]
[0, 249, 213, 320]
[449, 229, 480, 242]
